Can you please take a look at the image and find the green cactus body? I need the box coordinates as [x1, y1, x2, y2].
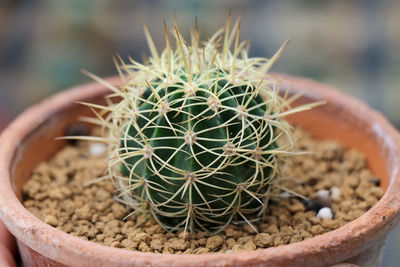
[120, 72, 277, 231]
[81, 17, 317, 233]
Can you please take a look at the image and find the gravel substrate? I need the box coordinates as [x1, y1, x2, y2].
[22, 128, 384, 254]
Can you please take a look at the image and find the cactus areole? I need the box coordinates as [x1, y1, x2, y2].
[83, 17, 317, 233]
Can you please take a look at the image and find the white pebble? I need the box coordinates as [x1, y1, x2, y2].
[316, 189, 333, 207]
[89, 143, 106, 156]
[226, 250, 232, 253]
[317, 207, 333, 220]
[316, 189, 330, 199]
[280, 191, 291, 199]
[330, 186, 341, 200]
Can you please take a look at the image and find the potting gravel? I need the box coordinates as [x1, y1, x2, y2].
[22, 128, 384, 254]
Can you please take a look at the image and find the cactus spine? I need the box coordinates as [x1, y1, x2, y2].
[82, 16, 318, 233]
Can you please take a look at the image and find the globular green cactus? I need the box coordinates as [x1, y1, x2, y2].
[82, 17, 317, 233]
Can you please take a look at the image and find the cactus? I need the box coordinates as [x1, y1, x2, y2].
[80, 16, 318, 233]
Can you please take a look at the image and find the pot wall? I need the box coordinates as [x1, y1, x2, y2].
[1, 75, 400, 267]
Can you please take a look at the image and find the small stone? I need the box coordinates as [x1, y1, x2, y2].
[280, 191, 291, 199]
[114, 234, 124, 242]
[341, 184, 354, 199]
[330, 186, 341, 201]
[254, 233, 273, 248]
[129, 232, 151, 244]
[263, 224, 279, 234]
[76, 205, 91, 220]
[44, 215, 58, 227]
[103, 237, 115, 245]
[231, 244, 243, 251]
[308, 216, 321, 225]
[95, 188, 110, 201]
[339, 200, 353, 212]
[49, 189, 64, 199]
[226, 238, 236, 249]
[273, 235, 284, 246]
[111, 241, 122, 248]
[288, 201, 305, 213]
[237, 236, 253, 245]
[289, 234, 303, 243]
[136, 214, 148, 226]
[321, 218, 342, 229]
[242, 240, 256, 251]
[278, 214, 290, 226]
[357, 201, 369, 210]
[178, 231, 194, 240]
[163, 246, 174, 254]
[23, 181, 41, 198]
[195, 247, 209, 254]
[168, 238, 187, 251]
[120, 239, 132, 248]
[315, 189, 333, 207]
[150, 239, 164, 251]
[243, 224, 258, 234]
[310, 225, 325, 235]
[89, 143, 106, 156]
[183, 248, 193, 254]
[317, 207, 333, 220]
[206, 235, 224, 251]
[145, 224, 164, 235]
[345, 175, 359, 188]
[280, 226, 293, 234]
[223, 226, 243, 239]
[138, 242, 151, 252]
[110, 203, 127, 220]
[370, 187, 384, 198]
[196, 232, 207, 239]
[197, 238, 207, 246]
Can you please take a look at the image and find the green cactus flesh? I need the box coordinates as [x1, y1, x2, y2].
[119, 72, 279, 232]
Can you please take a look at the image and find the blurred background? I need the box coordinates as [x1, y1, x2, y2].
[0, 0, 399, 265]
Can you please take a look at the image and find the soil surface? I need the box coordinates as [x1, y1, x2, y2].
[22, 128, 384, 254]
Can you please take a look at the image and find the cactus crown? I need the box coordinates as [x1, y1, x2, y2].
[80, 16, 319, 234]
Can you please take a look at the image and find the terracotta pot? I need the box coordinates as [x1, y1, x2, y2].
[0, 74, 399, 267]
[0, 221, 16, 267]
[0, 113, 17, 267]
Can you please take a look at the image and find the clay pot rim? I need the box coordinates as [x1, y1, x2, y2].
[0, 74, 400, 266]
